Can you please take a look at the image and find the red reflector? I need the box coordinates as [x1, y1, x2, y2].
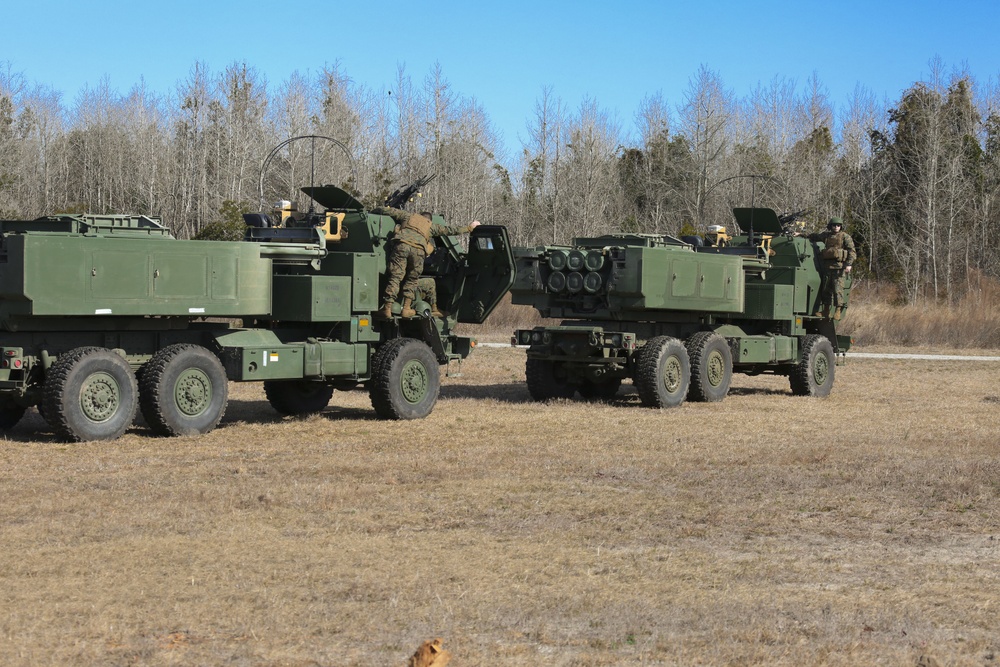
[1, 360, 6, 368]
[3, 351, 15, 357]
[13, 360, 22, 369]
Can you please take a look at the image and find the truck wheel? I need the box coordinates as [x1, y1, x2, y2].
[525, 357, 576, 401]
[577, 378, 622, 401]
[0, 396, 26, 430]
[42, 347, 138, 442]
[140, 344, 228, 436]
[369, 338, 440, 419]
[686, 332, 733, 402]
[264, 380, 334, 415]
[635, 336, 690, 408]
[789, 334, 835, 397]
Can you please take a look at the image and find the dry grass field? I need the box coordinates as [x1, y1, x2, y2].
[2, 341, 999, 666]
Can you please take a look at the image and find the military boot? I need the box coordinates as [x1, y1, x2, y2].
[833, 307, 842, 321]
[431, 305, 448, 318]
[375, 301, 393, 320]
[401, 297, 416, 318]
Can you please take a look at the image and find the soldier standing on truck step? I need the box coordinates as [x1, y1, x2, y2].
[373, 206, 480, 319]
[795, 217, 856, 321]
[415, 277, 447, 318]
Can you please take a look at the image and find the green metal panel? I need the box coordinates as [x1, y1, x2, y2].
[318, 252, 379, 313]
[669, 258, 697, 298]
[744, 284, 794, 320]
[638, 248, 744, 313]
[352, 254, 378, 312]
[774, 336, 793, 361]
[213, 328, 284, 348]
[319, 341, 358, 376]
[16, 235, 271, 319]
[732, 334, 796, 364]
[212, 255, 239, 300]
[153, 252, 209, 299]
[738, 336, 775, 363]
[234, 345, 305, 380]
[304, 341, 321, 376]
[355, 342, 369, 377]
[272, 275, 352, 322]
[92, 250, 152, 299]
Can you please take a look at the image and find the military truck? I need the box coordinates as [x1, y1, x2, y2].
[0, 186, 514, 442]
[510, 208, 851, 406]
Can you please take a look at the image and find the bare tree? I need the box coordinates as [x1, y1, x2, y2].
[678, 65, 734, 228]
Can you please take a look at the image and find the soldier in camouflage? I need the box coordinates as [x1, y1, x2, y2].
[373, 206, 479, 318]
[795, 217, 856, 320]
[415, 277, 446, 318]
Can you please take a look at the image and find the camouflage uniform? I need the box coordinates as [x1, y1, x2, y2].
[373, 206, 473, 305]
[415, 277, 438, 309]
[807, 224, 857, 314]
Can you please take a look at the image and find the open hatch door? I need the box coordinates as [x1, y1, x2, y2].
[300, 185, 365, 211]
[732, 208, 784, 234]
[456, 225, 515, 324]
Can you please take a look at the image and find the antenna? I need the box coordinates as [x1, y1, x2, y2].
[704, 174, 784, 237]
[258, 135, 357, 210]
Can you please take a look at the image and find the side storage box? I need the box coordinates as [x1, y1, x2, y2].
[271, 275, 352, 322]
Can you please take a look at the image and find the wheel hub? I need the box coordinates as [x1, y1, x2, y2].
[80, 372, 120, 422]
[707, 350, 725, 387]
[175, 369, 212, 416]
[400, 360, 429, 404]
[813, 353, 829, 386]
[662, 356, 682, 393]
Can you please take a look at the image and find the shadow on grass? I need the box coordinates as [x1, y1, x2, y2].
[728, 386, 793, 397]
[439, 383, 532, 403]
[440, 383, 646, 407]
[1, 398, 383, 444]
[9, 382, 795, 444]
[223, 398, 381, 424]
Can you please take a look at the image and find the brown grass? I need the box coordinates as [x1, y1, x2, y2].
[844, 287, 1000, 349]
[2, 348, 999, 665]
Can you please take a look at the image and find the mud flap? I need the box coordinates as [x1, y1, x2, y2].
[418, 315, 449, 364]
[812, 317, 852, 364]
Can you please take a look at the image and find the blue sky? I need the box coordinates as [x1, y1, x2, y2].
[5, 0, 1000, 156]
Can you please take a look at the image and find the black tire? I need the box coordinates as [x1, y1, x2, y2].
[686, 331, 733, 402]
[634, 336, 690, 408]
[789, 334, 835, 397]
[577, 378, 622, 401]
[139, 344, 228, 436]
[369, 338, 440, 419]
[264, 380, 334, 416]
[42, 347, 138, 442]
[0, 395, 26, 430]
[525, 357, 576, 401]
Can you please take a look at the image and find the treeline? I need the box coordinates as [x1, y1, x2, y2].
[2, 59, 1000, 303]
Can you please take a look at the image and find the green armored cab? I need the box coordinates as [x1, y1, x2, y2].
[0, 164, 515, 442]
[511, 208, 851, 406]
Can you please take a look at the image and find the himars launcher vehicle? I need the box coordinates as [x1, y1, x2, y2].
[0, 180, 515, 442]
[510, 208, 852, 406]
